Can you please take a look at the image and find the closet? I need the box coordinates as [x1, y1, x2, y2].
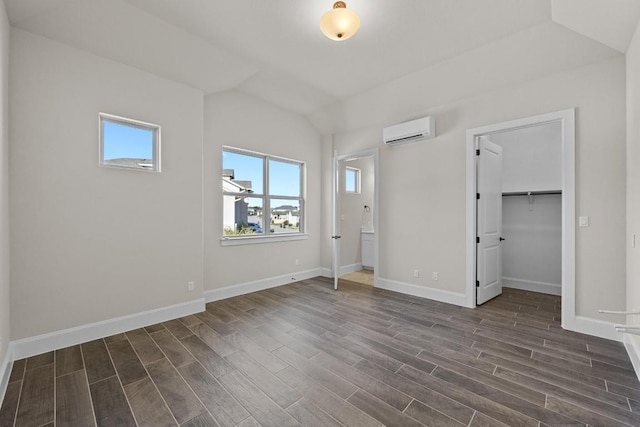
[491, 122, 562, 296]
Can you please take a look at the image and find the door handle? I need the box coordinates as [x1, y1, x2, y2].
[499, 237, 505, 241]
[331, 235, 342, 239]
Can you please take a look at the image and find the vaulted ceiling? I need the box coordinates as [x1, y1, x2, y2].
[5, 0, 640, 127]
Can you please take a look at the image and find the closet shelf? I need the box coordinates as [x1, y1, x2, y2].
[502, 190, 562, 196]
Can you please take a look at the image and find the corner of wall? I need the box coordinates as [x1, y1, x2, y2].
[0, 342, 13, 404]
[0, 0, 11, 405]
[624, 334, 640, 382]
[626, 9, 640, 383]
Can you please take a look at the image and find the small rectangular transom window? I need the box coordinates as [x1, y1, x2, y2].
[99, 113, 161, 172]
[345, 167, 361, 193]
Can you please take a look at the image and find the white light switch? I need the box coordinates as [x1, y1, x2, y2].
[578, 216, 589, 227]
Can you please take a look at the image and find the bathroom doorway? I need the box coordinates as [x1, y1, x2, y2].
[332, 149, 379, 288]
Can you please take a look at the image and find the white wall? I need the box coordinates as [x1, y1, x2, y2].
[203, 91, 321, 291]
[339, 156, 374, 268]
[502, 195, 562, 293]
[9, 29, 204, 340]
[490, 122, 562, 193]
[323, 55, 626, 321]
[491, 123, 563, 295]
[0, 1, 9, 363]
[626, 18, 640, 366]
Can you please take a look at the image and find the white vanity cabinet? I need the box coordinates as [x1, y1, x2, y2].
[361, 228, 375, 269]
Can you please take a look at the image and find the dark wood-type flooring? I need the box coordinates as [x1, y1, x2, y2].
[2, 277, 639, 426]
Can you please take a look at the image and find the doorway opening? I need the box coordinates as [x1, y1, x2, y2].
[466, 109, 576, 330]
[332, 149, 379, 289]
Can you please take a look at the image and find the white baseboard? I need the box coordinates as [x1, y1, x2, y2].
[503, 277, 561, 296]
[12, 298, 205, 360]
[376, 278, 467, 307]
[0, 343, 13, 407]
[562, 315, 623, 342]
[313, 270, 616, 345]
[204, 268, 323, 303]
[340, 263, 362, 276]
[623, 334, 640, 382]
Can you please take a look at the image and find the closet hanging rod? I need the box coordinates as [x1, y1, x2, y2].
[502, 190, 562, 196]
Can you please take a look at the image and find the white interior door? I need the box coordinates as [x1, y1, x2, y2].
[477, 136, 504, 305]
[332, 152, 341, 290]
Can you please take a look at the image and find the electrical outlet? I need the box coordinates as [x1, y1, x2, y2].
[413, 269, 420, 278]
[432, 272, 439, 281]
[295, 258, 299, 266]
[187, 281, 195, 291]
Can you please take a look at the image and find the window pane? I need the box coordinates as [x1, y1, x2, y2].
[269, 159, 300, 197]
[223, 196, 264, 235]
[100, 114, 159, 171]
[270, 199, 300, 234]
[345, 168, 359, 192]
[223, 150, 264, 194]
[221, 147, 305, 240]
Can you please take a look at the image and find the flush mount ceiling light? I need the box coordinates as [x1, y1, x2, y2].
[320, 1, 360, 41]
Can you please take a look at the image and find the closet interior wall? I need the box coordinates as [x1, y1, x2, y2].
[491, 122, 563, 296]
[502, 193, 562, 295]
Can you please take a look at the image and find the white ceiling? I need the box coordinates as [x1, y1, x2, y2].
[4, 0, 640, 120]
[552, 0, 640, 53]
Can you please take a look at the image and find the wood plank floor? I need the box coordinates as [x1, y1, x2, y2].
[2, 277, 639, 426]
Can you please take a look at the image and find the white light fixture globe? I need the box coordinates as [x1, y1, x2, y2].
[320, 1, 360, 41]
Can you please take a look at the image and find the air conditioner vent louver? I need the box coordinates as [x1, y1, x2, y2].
[385, 133, 427, 144]
[383, 116, 435, 145]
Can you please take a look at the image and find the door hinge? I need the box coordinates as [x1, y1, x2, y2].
[476, 193, 480, 200]
[476, 280, 480, 287]
[476, 149, 480, 156]
[476, 236, 480, 244]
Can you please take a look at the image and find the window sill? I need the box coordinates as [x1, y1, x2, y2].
[220, 233, 309, 246]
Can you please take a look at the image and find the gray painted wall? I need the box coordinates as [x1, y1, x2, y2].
[490, 122, 562, 193]
[491, 123, 562, 293]
[9, 29, 205, 339]
[626, 18, 640, 354]
[502, 195, 562, 291]
[0, 1, 9, 362]
[203, 91, 322, 291]
[324, 55, 626, 321]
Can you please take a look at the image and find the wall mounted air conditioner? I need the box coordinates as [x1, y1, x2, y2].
[382, 116, 435, 145]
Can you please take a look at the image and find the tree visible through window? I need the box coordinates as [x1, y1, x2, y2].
[222, 147, 304, 238]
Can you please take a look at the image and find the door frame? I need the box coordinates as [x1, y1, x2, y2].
[333, 148, 380, 287]
[465, 109, 575, 330]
